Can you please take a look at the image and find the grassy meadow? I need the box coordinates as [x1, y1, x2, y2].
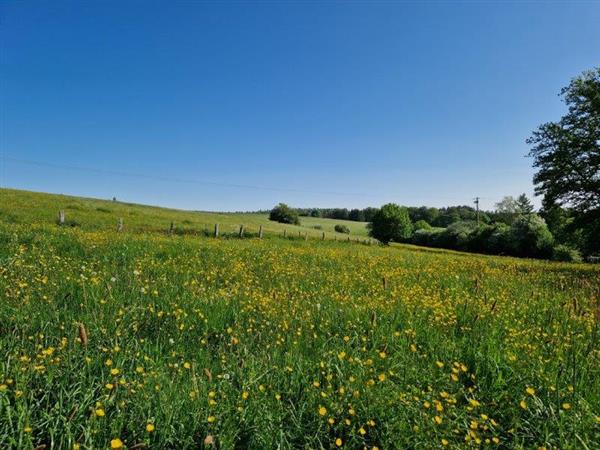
[0, 188, 370, 238]
[1, 188, 599, 449]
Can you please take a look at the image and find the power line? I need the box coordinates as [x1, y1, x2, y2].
[4, 155, 371, 197]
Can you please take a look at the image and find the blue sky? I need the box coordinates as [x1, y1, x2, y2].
[1, 1, 599, 212]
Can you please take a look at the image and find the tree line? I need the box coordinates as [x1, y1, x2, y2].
[269, 67, 599, 262]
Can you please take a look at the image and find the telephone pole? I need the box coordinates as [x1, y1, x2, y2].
[474, 197, 480, 225]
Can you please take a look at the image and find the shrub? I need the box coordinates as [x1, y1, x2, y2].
[312, 225, 323, 230]
[486, 223, 511, 254]
[552, 244, 582, 262]
[269, 203, 300, 225]
[368, 204, 413, 244]
[437, 221, 477, 250]
[508, 214, 554, 258]
[334, 224, 350, 234]
[411, 228, 444, 247]
[413, 220, 432, 231]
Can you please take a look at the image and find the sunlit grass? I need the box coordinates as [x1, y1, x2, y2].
[0, 189, 599, 449]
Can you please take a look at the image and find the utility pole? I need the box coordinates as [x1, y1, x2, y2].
[474, 197, 480, 226]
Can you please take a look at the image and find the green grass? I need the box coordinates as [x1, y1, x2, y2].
[1, 188, 599, 449]
[0, 188, 370, 239]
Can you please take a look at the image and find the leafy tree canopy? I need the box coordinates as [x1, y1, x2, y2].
[527, 67, 600, 212]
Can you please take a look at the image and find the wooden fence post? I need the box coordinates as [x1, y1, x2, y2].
[304, 232, 308, 241]
[322, 232, 325, 241]
[58, 210, 65, 225]
[258, 225, 263, 238]
[382, 277, 388, 290]
[238, 225, 244, 238]
[283, 229, 287, 238]
[117, 217, 123, 232]
[214, 223, 219, 237]
[169, 221, 174, 235]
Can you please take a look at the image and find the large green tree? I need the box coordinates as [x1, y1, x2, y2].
[368, 203, 413, 244]
[527, 67, 600, 255]
[527, 67, 600, 212]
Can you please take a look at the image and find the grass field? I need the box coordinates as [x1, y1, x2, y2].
[1, 189, 600, 449]
[0, 188, 370, 238]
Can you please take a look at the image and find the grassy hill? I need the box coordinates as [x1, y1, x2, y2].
[0, 188, 370, 238]
[1, 187, 599, 449]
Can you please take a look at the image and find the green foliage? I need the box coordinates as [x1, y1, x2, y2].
[413, 219, 432, 231]
[527, 67, 600, 213]
[508, 214, 554, 259]
[334, 224, 350, 234]
[410, 216, 555, 260]
[516, 194, 534, 214]
[368, 203, 413, 244]
[527, 67, 600, 257]
[552, 244, 583, 263]
[269, 203, 300, 225]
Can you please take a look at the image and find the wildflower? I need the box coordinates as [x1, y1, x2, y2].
[562, 403, 571, 410]
[319, 406, 327, 416]
[519, 400, 527, 409]
[434, 415, 442, 425]
[335, 438, 343, 447]
[110, 368, 120, 376]
[95, 408, 105, 417]
[442, 439, 449, 446]
[105, 383, 114, 390]
[110, 438, 124, 449]
[526, 387, 535, 396]
[146, 423, 155, 432]
[207, 416, 216, 423]
[242, 391, 249, 400]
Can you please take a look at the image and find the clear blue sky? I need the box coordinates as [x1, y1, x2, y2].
[1, 1, 599, 212]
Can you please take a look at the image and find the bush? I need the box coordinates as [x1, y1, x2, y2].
[552, 244, 582, 262]
[312, 225, 323, 230]
[508, 214, 554, 258]
[269, 203, 300, 225]
[437, 221, 477, 250]
[413, 220, 432, 231]
[411, 228, 444, 247]
[369, 204, 413, 244]
[334, 224, 350, 234]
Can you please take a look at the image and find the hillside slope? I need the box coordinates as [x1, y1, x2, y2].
[0, 188, 370, 238]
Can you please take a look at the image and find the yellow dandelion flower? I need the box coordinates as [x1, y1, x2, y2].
[519, 400, 527, 409]
[146, 423, 155, 432]
[335, 438, 343, 447]
[526, 387, 535, 396]
[110, 438, 124, 449]
[319, 406, 327, 416]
